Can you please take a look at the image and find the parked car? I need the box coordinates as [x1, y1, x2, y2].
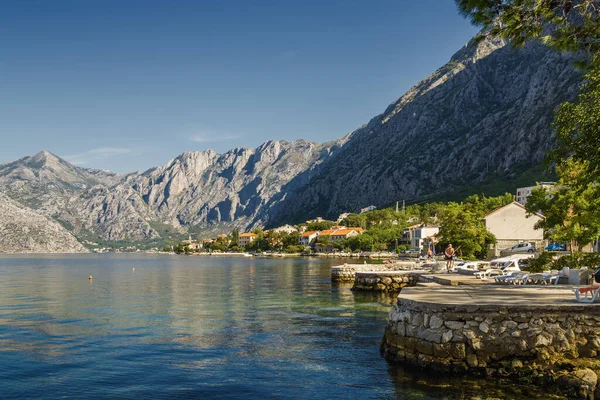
[545, 242, 567, 251]
[500, 243, 536, 256]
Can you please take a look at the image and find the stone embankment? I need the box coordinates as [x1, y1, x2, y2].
[381, 286, 600, 399]
[352, 271, 427, 293]
[331, 262, 436, 283]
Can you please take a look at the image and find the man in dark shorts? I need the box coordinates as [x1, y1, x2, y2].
[444, 244, 455, 271]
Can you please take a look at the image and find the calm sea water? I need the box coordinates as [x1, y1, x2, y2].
[0, 255, 556, 399]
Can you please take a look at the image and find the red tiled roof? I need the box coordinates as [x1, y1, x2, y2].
[240, 233, 258, 237]
[300, 231, 318, 237]
[318, 229, 336, 236]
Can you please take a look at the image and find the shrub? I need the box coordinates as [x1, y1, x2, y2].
[553, 252, 600, 270]
[284, 245, 304, 254]
[524, 252, 556, 273]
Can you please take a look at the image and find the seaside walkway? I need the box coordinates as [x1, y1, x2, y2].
[398, 284, 595, 307]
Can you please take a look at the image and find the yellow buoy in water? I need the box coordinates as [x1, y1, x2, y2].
[132, 267, 135, 272]
[89, 275, 93, 280]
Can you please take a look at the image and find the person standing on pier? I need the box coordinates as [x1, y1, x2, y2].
[444, 244, 455, 271]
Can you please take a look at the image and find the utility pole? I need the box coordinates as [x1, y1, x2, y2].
[402, 200, 405, 213]
[396, 201, 398, 213]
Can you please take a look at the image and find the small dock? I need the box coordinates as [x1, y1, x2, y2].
[331, 261, 441, 283]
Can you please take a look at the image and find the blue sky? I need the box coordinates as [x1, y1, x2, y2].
[0, 0, 478, 172]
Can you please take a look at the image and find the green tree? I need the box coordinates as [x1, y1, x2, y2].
[551, 73, 600, 183]
[525, 160, 600, 251]
[437, 202, 496, 259]
[282, 231, 300, 247]
[231, 229, 240, 246]
[456, 0, 600, 67]
[315, 235, 332, 251]
[464, 193, 514, 214]
[340, 213, 367, 229]
[265, 230, 286, 251]
[364, 209, 397, 228]
[306, 220, 336, 231]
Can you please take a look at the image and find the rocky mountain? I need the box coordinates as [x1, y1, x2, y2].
[0, 36, 584, 250]
[0, 139, 343, 247]
[268, 38, 582, 224]
[0, 150, 123, 216]
[0, 193, 88, 253]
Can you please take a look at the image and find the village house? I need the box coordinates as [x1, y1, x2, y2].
[360, 205, 377, 214]
[200, 239, 214, 249]
[516, 182, 555, 206]
[401, 224, 440, 250]
[272, 224, 298, 234]
[483, 201, 545, 257]
[238, 232, 258, 248]
[298, 231, 319, 246]
[337, 212, 351, 223]
[187, 242, 201, 251]
[315, 227, 363, 252]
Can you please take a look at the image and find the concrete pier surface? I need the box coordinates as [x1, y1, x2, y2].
[398, 285, 596, 308]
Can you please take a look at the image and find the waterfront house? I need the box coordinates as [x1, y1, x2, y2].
[187, 242, 201, 251]
[483, 202, 545, 257]
[200, 239, 214, 248]
[413, 225, 440, 250]
[238, 232, 258, 248]
[400, 224, 439, 250]
[315, 227, 363, 252]
[299, 231, 319, 246]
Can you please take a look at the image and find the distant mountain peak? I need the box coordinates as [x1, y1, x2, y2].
[30, 150, 61, 164]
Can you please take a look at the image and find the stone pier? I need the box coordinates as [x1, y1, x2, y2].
[331, 262, 436, 283]
[381, 285, 600, 398]
[352, 271, 427, 292]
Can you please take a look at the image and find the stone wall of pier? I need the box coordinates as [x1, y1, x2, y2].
[381, 299, 600, 398]
[331, 262, 433, 283]
[352, 272, 422, 292]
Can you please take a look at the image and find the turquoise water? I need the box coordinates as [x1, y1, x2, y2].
[0, 255, 554, 399]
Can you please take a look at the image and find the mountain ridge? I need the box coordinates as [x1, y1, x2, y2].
[0, 35, 583, 251]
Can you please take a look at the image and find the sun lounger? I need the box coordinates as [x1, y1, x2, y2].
[495, 271, 525, 284]
[505, 272, 530, 285]
[526, 272, 560, 285]
[474, 268, 503, 279]
[494, 271, 518, 283]
[574, 285, 600, 303]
